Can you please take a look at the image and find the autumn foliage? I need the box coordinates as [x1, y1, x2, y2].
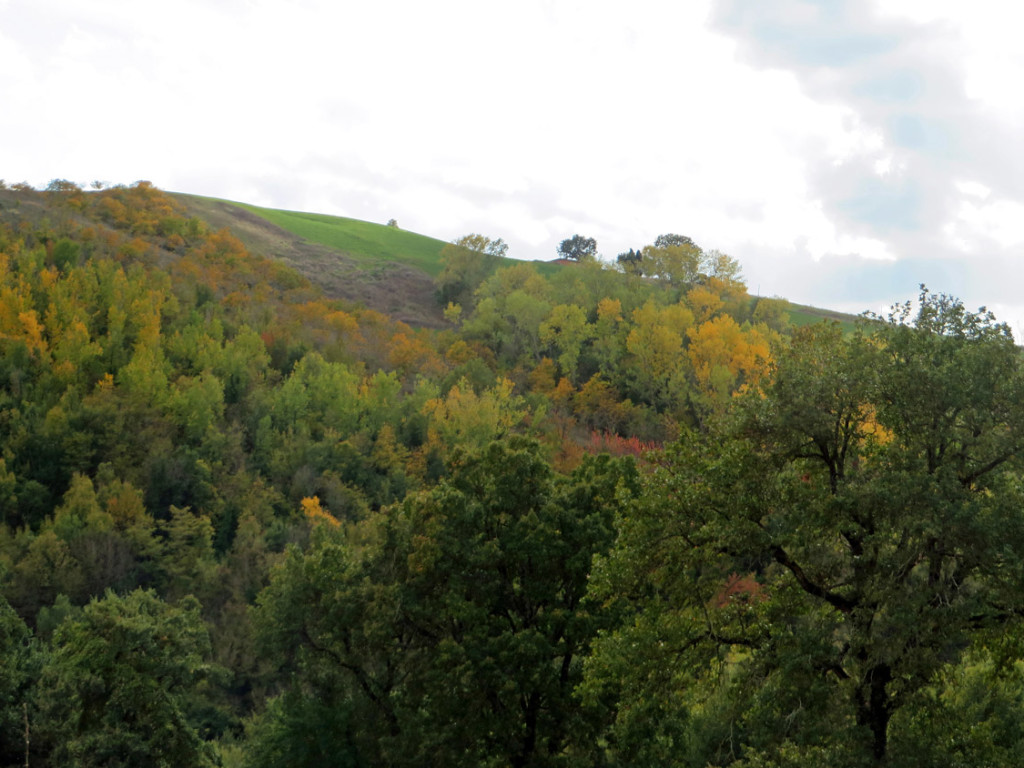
[0, 181, 805, 765]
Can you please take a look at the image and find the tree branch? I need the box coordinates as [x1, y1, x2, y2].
[771, 545, 856, 613]
[960, 448, 1020, 487]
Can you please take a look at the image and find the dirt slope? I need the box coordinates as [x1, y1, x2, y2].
[172, 194, 446, 328]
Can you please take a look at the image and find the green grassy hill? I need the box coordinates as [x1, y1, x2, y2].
[233, 203, 450, 276]
[172, 192, 861, 331]
[788, 302, 862, 333]
[171, 193, 454, 327]
[171, 194, 576, 327]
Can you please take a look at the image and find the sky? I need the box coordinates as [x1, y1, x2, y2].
[3, 0, 1023, 333]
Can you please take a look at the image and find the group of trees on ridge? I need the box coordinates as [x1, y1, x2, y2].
[0, 179, 1021, 766]
[434, 228, 786, 441]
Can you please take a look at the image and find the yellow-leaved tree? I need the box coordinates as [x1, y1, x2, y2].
[687, 315, 774, 412]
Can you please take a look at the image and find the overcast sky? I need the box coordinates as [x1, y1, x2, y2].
[3, 0, 1023, 332]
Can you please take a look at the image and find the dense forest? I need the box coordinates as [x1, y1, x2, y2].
[0, 180, 1023, 766]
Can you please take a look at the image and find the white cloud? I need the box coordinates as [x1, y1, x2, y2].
[950, 196, 1024, 249]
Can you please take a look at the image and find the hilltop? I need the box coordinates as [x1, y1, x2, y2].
[171, 194, 450, 327]
[172, 192, 860, 332]
[0, 182, 861, 334]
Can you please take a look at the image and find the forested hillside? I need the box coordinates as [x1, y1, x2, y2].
[0, 179, 1022, 766]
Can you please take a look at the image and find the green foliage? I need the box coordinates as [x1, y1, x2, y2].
[638, 241, 744, 295]
[640, 240, 703, 285]
[654, 233, 698, 249]
[4, 181, 1021, 765]
[557, 234, 597, 261]
[0, 592, 35, 767]
[623, 299, 694, 408]
[34, 589, 216, 767]
[159, 505, 218, 602]
[251, 439, 638, 767]
[45, 179, 83, 195]
[435, 233, 508, 307]
[52, 237, 81, 272]
[588, 290, 1024, 765]
[539, 303, 592, 383]
[424, 377, 530, 451]
[464, 263, 552, 363]
[751, 295, 791, 333]
[244, 687, 364, 768]
[888, 648, 1024, 767]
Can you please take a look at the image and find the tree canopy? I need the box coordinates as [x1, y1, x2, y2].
[557, 234, 597, 261]
[587, 289, 1024, 765]
[3, 182, 1024, 766]
[251, 438, 638, 767]
[35, 589, 215, 767]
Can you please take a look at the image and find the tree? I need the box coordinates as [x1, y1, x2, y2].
[587, 290, 1024, 765]
[463, 263, 551, 365]
[0, 593, 35, 768]
[751, 296, 792, 333]
[639, 241, 702, 286]
[35, 589, 216, 767]
[435, 233, 508, 308]
[158, 505, 218, 602]
[686, 314, 773, 411]
[615, 248, 643, 276]
[702, 248, 743, 284]
[252, 439, 638, 767]
[540, 303, 593, 383]
[653, 233, 697, 250]
[623, 300, 694, 410]
[639, 238, 743, 294]
[557, 234, 597, 262]
[422, 377, 529, 452]
[45, 179, 83, 195]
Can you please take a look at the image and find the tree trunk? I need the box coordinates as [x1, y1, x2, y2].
[857, 663, 893, 763]
[512, 691, 541, 768]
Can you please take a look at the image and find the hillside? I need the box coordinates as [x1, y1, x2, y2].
[172, 193, 449, 327]
[174, 193, 862, 332]
[0, 180, 1021, 766]
[1, 183, 862, 335]
[171, 195, 574, 328]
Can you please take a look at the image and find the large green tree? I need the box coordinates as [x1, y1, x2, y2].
[34, 589, 215, 767]
[435, 233, 508, 308]
[252, 438, 638, 767]
[587, 291, 1024, 766]
[0, 592, 35, 767]
[557, 235, 597, 262]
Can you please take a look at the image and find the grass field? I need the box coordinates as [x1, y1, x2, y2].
[788, 302, 862, 334]
[232, 202, 570, 279]
[234, 203, 451, 276]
